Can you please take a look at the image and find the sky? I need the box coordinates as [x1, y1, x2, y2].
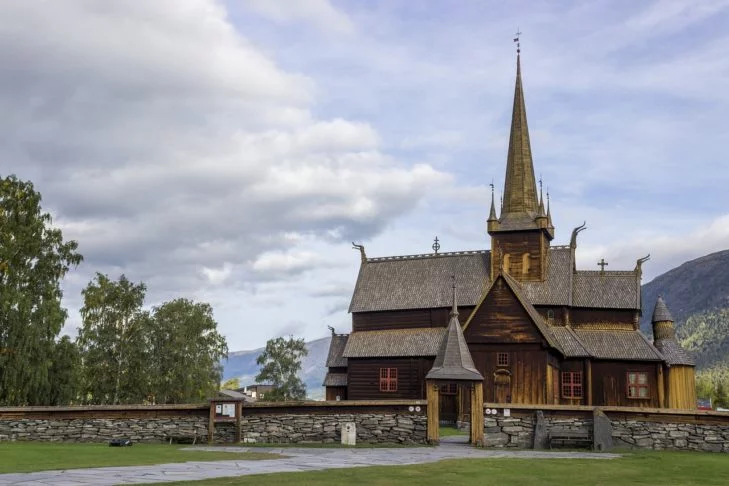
[1, 0, 728, 351]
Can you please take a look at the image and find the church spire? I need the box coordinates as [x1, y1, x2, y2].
[488, 182, 497, 222]
[501, 53, 539, 217]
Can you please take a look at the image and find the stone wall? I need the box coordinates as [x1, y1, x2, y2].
[480, 406, 729, 452]
[241, 412, 427, 444]
[611, 418, 729, 452]
[0, 417, 210, 443]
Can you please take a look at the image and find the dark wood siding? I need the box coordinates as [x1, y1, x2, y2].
[352, 307, 474, 332]
[347, 358, 434, 400]
[534, 306, 566, 326]
[489, 231, 549, 282]
[591, 361, 659, 407]
[464, 279, 543, 344]
[571, 309, 637, 329]
[325, 387, 347, 401]
[469, 344, 547, 404]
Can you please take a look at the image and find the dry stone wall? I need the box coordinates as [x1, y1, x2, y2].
[611, 418, 729, 452]
[241, 412, 427, 444]
[483, 413, 592, 448]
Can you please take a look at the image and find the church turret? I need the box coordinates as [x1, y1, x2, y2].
[489, 51, 553, 281]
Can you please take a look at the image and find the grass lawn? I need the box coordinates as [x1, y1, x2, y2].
[439, 425, 468, 437]
[147, 451, 729, 486]
[0, 442, 279, 474]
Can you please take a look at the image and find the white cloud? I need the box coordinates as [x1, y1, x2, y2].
[241, 0, 355, 35]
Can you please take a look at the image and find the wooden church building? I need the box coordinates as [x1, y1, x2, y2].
[323, 52, 696, 414]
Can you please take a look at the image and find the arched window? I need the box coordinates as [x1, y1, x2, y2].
[502, 253, 510, 273]
[522, 253, 530, 274]
[547, 309, 555, 323]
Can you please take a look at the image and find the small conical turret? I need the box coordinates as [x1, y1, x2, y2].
[652, 296, 695, 367]
[652, 296, 675, 340]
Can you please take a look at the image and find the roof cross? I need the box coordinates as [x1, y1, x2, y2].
[597, 258, 608, 271]
[432, 236, 440, 255]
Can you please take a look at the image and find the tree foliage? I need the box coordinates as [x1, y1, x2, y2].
[147, 299, 227, 404]
[255, 336, 308, 401]
[221, 377, 240, 390]
[696, 365, 729, 409]
[48, 336, 82, 405]
[0, 175, 82, 405]
[77, 274, 149, 404]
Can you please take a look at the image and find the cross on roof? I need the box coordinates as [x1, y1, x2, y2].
[432, 236, 440, 254]
[597, 258, 608, 271]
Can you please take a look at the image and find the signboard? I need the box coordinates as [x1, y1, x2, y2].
[214, 402, 238, 421]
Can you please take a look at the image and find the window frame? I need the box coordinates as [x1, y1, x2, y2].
[496, 352, 509, 367]
[626, 371, 649, 399]
[561, 371, 583, 399]
[440, 383, 457, 395]
[379, 367, 398, 392]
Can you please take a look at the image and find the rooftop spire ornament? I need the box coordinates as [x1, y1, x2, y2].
[514, 29, 522, 54]
[598, 258, 609, 272]
[432, 236, 440, 255]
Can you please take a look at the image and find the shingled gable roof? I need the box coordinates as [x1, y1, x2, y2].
[426, 286, 483, 382]
[326, 334, 348, 368]
[572, 271, 641, 310]
[342, 327, 445, 358]
[462, 271, 563, 354]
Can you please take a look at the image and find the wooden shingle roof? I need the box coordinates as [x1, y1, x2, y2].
[653, 338, 695, 366]
[342, 328, 445, 358]
[322, 372, 348, 387]
[326, 334, 348, 368]
[349, 247, 641, 313]
[572, 329, 664, 361]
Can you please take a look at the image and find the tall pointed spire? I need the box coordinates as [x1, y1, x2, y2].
[502, 53, 539, 217]
[488, 182, 497, 222]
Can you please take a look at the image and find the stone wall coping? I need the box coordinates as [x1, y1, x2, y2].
[0, 404, 208, 414]
[483, 402, 729, 418]
[244, 400, 427, 408]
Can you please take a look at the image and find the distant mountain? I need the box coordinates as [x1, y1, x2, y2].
[223, 336, 331, 400]
[641, 249, 729, 369]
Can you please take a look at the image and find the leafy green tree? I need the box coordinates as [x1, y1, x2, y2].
[77, 274, 149, 404]
[147, 298, 228, 404]
[0, 175, 82, 405]
[48, 336, 82, 405]
[255, 336, 308, 401]
[221, 377, 240, 390]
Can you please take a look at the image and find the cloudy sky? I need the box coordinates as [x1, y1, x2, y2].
[1, 0, 728, 351]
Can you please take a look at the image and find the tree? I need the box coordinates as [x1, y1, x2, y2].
[147, 298, 228, 404]
[221, 377, 240, 390]
[77, 274, 149, 404]
[48, 336, 82, 405]
[0, 175, 82, 405]
[255, 336, 308, 401]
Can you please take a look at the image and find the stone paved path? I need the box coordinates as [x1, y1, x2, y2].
[0, 444, 620, 485]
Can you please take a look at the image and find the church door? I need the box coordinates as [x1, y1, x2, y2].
[494, 370, 511, 403]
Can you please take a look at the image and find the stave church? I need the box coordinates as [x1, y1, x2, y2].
[323, 50, 696, 418]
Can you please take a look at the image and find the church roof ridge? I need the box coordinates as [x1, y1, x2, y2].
[574, 270, 637, 276]
[366, 250, 489, 263]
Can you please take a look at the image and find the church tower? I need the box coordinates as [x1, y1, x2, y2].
[488, 53, 553, 281]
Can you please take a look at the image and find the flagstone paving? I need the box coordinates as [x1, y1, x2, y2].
[0, 444, 620, 485]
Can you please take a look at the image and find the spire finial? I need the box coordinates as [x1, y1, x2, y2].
[450, 275, 458, 317]
[488, 180, 497, 222]
[513, 29, 522, 55]
[432, 236, 440, 255]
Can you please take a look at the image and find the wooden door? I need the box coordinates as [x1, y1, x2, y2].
[439, 383, 458, 424]
[494, 370, 511, 403]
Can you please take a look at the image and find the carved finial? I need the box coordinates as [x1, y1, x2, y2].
[570, 222, 587, 249]
[432, 236, 440, 255]
[635, 254, 650, 277]
[351, 242, 366, 263]
[328, 325, 336, 336]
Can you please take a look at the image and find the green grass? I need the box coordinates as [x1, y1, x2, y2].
[0, 442, 279, 474]
[149, 451, 729, 486]
[243, 441, 428, 448]
[439, 425, 468, 437]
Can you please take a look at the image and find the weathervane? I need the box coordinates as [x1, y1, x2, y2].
[432, 236, 441, 255]
[513, 29, 522, 54]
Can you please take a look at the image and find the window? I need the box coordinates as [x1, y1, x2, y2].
[440, 383, 457, 395]
[627, 372, 649, 399]
[497, 352, 509, 367]
[522, 253, 530, 274]
[379, 368, 397, 392]
[561, 371, 583, 399]
[547, 310, 555, 323]
[502, 253, 510, 273]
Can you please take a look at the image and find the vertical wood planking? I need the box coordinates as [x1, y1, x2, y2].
[426, 381, 439, 444]
[471, 382, 484, 446]
[208, 402, 215, 444]
[586, 360, 593, 406]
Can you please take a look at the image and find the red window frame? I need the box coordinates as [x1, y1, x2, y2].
[626, 372, 649, 399]
[497, 352, 509, 367]
[379, 368, 398, 392]
[561, 371, 583, 399]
